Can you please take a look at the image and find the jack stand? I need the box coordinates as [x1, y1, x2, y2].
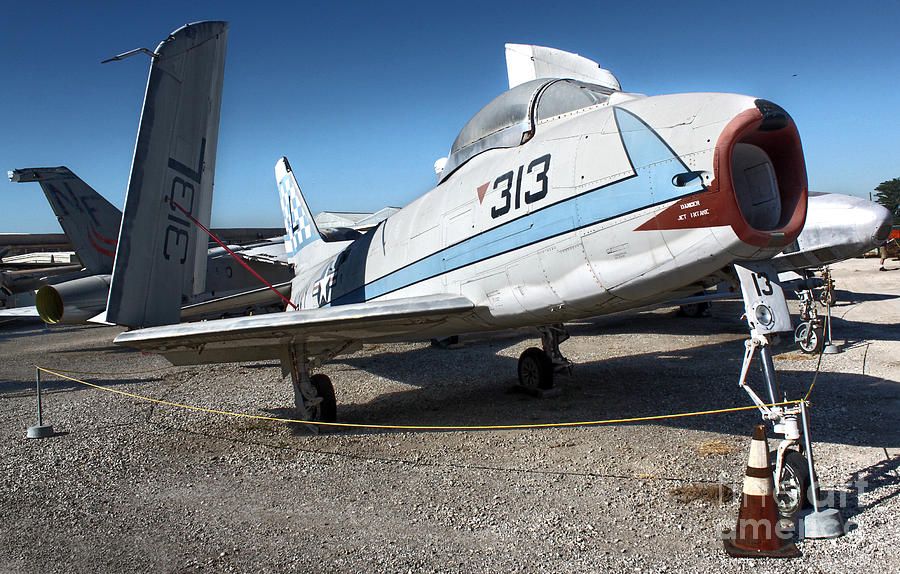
[538, 324, 573, 375]
[26, 367, 54, 439]
[821, 267, 840, 354]
[822, 300, 840, 354]
[797, 401, 844, 539]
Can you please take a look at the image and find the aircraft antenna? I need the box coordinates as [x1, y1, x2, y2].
[101, 48, 159, 64]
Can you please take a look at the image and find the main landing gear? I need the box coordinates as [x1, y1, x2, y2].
[793, 270, 826, 354]
[517, 324, 573, 391]
[281, 345, 337, 425]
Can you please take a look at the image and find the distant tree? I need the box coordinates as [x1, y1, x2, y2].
[874, 178, 900, 226]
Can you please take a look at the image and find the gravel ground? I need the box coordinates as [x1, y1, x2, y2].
[1, 257, 897, 573]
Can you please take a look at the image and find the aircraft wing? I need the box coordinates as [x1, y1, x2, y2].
[0, 306, 40, 318]
[114, 294, 476, 365]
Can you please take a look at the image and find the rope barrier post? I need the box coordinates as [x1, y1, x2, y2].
[822, 296, 840, 354]
[26, 367, 54, 439]
[822, 267, 840, 354]
[797, 400, 844, 539]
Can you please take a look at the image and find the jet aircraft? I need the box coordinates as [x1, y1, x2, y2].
[9, 22, 831, 516]
[107, 23, 807, 423]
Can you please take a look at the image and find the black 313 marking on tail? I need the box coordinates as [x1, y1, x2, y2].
[163, 139, 205, 264]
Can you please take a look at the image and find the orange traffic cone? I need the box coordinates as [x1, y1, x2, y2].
[723, 425, 800, 558]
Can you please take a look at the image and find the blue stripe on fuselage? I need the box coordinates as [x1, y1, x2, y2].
[330, 107, 704, 306]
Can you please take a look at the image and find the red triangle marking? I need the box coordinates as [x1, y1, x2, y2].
[476, 182, 489, 204]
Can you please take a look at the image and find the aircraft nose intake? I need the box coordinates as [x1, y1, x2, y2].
[712, 98, 807, 248]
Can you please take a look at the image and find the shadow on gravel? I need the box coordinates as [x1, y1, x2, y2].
[0, 317, 44, 330]
[0, 375, 164, 397]
[827, 317, 900, 343]
[325, 316, 898, 448]
[820, 453, 900, 520]
[0, 323, 76, 340]
[51, 345, 135, 355]
[829, 289, 899, 305]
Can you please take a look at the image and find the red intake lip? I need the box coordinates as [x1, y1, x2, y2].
[635, 103, 807, 249]
[711, 105, 807, 248]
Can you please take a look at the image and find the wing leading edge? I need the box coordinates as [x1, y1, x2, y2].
[114, 294, 476, 365]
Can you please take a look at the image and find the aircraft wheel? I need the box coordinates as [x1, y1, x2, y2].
[309, 374, 337, 423]
[819, 290, 835, 307]
[678, 301, 710, 318]
[795, 322, 824, 354]
[518, 347, 553, 390]
[774, 450, 812, 518]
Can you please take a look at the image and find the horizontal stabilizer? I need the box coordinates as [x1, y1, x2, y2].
[115, 294, 476, 364]
[179, 280, 292, 320]
[0, 306, 40, 318]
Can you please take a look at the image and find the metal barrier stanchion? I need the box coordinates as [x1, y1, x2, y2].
[26, 367, 54, 439]
[822, 299, 840, 354]
[819, 267, 839, 354]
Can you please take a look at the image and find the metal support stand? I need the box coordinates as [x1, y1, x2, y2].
[798, 401, 844, 538]
[26, 367, 54, 439]
[821, 267, 840, 354]
[822, 301, 840, 354]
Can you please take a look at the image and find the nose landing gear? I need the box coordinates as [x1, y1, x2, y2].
[734, 262, 842, 537]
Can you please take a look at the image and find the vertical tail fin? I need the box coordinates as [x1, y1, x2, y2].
[8, 167, 121, 274]
[276, 157, 323, 268]
[105, 21, 227, 328]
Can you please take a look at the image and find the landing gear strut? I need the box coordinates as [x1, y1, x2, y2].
[281, 345, 337, 425]
[734, 262, 819, 518]
[517, 324, 573, 390]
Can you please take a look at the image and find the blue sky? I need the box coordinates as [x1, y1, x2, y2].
[2, 0, 898, 233]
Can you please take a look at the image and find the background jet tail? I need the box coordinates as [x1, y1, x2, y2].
[105, 21, 228, 328]
[8, 167, 121, 274]
[276, 157, 324, 269]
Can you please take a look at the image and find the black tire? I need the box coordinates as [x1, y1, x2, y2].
[794, 322, 824, 354]
[774, 450, 812, 517]
[819, 290, 835, 307]
[678, 301, 711, 318]
[518, 347, 553, 390]
[430, 335, 460, 349]
[309, 374, 337, 423]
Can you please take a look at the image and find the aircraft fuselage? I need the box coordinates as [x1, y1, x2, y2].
[291, 89, 807, 332]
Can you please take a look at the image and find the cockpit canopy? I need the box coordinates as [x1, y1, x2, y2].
[440, 78, 615, 182]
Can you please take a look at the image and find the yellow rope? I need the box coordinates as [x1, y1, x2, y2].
[37, 366, 801, 431]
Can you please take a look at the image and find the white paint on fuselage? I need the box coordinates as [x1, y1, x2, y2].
[291, 91, 786, 331]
